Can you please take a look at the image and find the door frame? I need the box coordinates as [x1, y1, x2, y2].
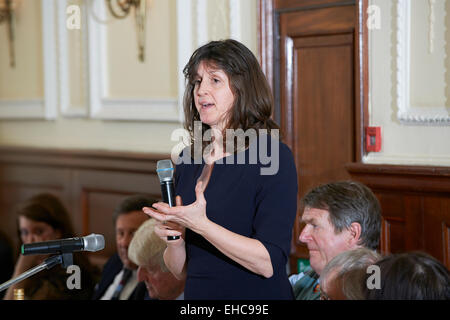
[258, 0, 369, 162]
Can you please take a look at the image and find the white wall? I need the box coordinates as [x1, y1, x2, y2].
[0, 0, 258, 154]
[6, 0, 446, 166]
[366, 0, 450, 166]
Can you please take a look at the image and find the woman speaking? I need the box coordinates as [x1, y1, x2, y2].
[144, 39, 298, 299]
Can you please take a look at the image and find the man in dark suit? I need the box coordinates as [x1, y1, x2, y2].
[92, 194, 156, 300]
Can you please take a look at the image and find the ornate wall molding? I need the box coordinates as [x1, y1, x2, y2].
[58, 0, 89, 118]
[1, 0, 252, 122]
[429, 0, 435, 54]
[196, 0, 208, 46]
[396, 0, 449, 125]
[229, 0, 243, 41]
[0, 0, 57, 119]
[176, 0, 195, 123]
[0, 99, 44, 118]
[86, 0, 181, 122]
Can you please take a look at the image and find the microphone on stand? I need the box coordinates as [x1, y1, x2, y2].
[22, 233, 105, 255]
[156, 159, 180, 241]
[1, 234, 105, 293]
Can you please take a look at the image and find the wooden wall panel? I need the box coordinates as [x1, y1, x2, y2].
[83, 191, 121, 259]
[443, 223, 450, 268]
[422, 196, 450, 263]
[347, 163, 450, 269]
[0, 146, 167, 268]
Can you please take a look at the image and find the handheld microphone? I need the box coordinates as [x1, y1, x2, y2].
[21, 233, 105, 255]
[156, 159, 180, 241]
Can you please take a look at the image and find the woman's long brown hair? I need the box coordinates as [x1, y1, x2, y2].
[182, 39, 280, 159]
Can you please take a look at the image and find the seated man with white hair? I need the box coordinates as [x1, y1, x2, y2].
[319, 247, 382, 300]
[128, 219, 185, 300]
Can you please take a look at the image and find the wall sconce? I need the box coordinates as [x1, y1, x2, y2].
[0, 0, 20, 68]
[105, 0, 148, 62]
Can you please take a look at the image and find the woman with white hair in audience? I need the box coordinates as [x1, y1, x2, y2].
[319, 247, 382, 300]
[128, 219, 185, 300]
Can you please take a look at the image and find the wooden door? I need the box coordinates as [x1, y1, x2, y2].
[260, 0, 366, 273]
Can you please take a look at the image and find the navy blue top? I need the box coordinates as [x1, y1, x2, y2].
[174, 135, 298, 300]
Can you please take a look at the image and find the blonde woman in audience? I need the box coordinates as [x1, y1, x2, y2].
[319, 247, 382, 300]
[128, 219, 184, 300]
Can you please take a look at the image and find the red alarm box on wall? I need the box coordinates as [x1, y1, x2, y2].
[366, 127, 381, 152]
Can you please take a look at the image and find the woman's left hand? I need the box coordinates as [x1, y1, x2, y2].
[143, 181, 210, 234]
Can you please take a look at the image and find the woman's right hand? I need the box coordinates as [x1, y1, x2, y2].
[144, 196, 187, 280]
[144, 195, 185, 246]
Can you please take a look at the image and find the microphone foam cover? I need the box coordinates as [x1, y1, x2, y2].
[83, 234, 105, 252]
[157, 159, 174, 182]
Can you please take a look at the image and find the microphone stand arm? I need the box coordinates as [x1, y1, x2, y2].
[0, 252, 73, 292]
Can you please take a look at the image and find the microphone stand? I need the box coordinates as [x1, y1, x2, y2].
[0, 252, 73, 293]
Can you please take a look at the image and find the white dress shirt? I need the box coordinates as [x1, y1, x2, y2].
[100, 269, 139, 300]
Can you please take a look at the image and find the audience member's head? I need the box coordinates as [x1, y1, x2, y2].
[182, 39, 279, 157]
[319, 248, 382, 300]
[10, 193, 98, 300]
[128, 219, 184, 300]
[364, 251, 450, 300]
[299, 181, 381, 274]
[16, 193, 75, 244]
[113, 194, 155, 270]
